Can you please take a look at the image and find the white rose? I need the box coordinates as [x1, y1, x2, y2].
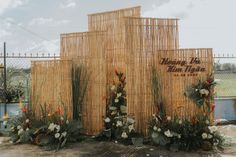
[202, 133, 208, 139]
[121, 132, 128, 139]
[55, 133, 60, 139]
[117, 93, 122, 98]
[17, 125, 21, 130]
[25, 119, 29, 123]
[115, 98, 119, 103]
[127, 117, 135, 124]
[48, 123, 56, 131]
[66, 120, 69, 124]
[167, 116, 171, 121]
[18, 128, 24, 135]
[205, 120, 210, 125]
[178, 120, 182, 125]
[111, 85, 116, 91]
[153, 126, 158, 131]
[177, 134, 181, 139]
[104, 117, 111, 123]
[157, 128, 161, 132]
[116, 121, 123, 127]
[62, 131, 67, 137]
[60, 117, 64, 121]
[208, 134, 213, 139]
[128, 124, 134, 132]
[200, 89, 209, 96]
[26, 128, 29, 131]
[164, 130, 173, 137]
[56, 125, 60, 132]
[208, 126, 217, 133]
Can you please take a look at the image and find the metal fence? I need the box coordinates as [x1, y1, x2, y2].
[0, 52, 236, 122]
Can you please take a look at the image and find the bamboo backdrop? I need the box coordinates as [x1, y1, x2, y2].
[31, 6, 213, 135]
[31, 60, 73, 119]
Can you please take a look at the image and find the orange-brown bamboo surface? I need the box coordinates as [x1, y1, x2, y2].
[31, 6, 213, 135]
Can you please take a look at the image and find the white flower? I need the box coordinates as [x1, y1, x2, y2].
[62, 131, 67, 137]
[26, 128, 29, 131]
[48, 123, 56, 131]
[18, 128, 24, 135]
[17, 125, 21, 130]
[153, 126, 158, 131]
[115, 98, 119, 103]
[116, 121, 123, 127]
[157, 128, 161, 132]
[117, 93, 122, 98]
[55, 125, 60, 132]
[208, 134, 213, 139]
[199, 89, 209, 96]
[195, 89, 199, 92]
[25, 119, 29, 123]
[208, 126, 217, 133]
[121, 132, 128, 139]
[55, 133, 60, 139]
[164, 130, 173, 137]
[152, 114, 156, 117]
[3, 121, 7, 126]
[177, 134, 181, 139]
[66, 120, 69, 124]
[111, 85, 116, 91]
[167, 116, 171, 121]
[60, 117, 64, 121]
[205, 120, 210, 125]
[178, 120, 182, 125]
[202, 133, 208, 139]
[104, 117, 111, 123]
[128, 124, 134, 132]
[127, 117, 135, 124]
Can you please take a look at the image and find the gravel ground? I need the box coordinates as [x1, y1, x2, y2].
[0, 125, 235, 157]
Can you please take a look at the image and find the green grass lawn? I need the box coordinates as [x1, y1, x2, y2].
[215, 73, 236, 97]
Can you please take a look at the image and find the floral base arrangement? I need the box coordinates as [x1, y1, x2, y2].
[96, 70, 142, 145]
[149, 114, 224, 151]
[7, 104, 83, 150]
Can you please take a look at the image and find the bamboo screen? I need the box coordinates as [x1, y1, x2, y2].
[153, 49, 213, 117]
[60, 31, 107, 134]
[31, 60, 73, 119]
[31, 6, 213, 135]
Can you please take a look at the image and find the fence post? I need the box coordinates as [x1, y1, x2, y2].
[3, 42, 7, 119]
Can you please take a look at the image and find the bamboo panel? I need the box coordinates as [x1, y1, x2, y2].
[31, 60, 73, 119]
[60, 31, 107, 135]
[152, 49, 213, 119]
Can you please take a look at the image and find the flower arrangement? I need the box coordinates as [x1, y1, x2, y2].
[8, 103, 83, 150]
[184, 75, 216, 108]
[97, 70, 137, 144]
[149, 114, 224, 151]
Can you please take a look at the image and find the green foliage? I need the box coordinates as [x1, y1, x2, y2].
[97, 70, 138, 144]
[149, 114, 224, 151]
[71, 65, 89, 120]
[7, 104, 83, 150]
[184, 76, 216, 109]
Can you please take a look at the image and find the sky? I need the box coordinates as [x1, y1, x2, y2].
[0, 0, 236, 55]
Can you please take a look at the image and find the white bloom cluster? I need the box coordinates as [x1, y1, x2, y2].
[104, 117, 111, 123]
[208, 126, 217, 133]
[128, 124, 134, 132]
[48, 123, 61, 132]
[121, 132, 128, 139]
[116, 121, 123, 127]
[164, 130, 173, 137]
[199, 89, 209, 96]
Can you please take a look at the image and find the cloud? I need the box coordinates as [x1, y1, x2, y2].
[29, 17, 70, 26]
[0, 0, 28, 14]
[142, 0, 201, 19]
[60, 0, 77, 9]
[26, 39, 60, 53]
